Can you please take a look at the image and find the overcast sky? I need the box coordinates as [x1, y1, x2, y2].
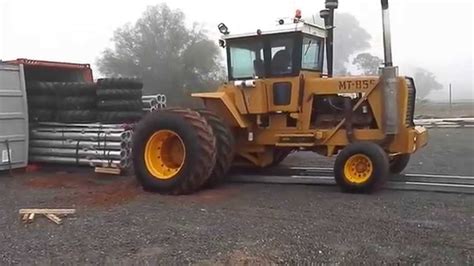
[1, 0, 472, 101]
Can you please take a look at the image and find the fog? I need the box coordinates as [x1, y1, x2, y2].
[1, 0, 472, 101]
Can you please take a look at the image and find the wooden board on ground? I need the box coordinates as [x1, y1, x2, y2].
[19, 209, 75, 225]
[95, 166, 121, 175]
[19, 209, 76, 215]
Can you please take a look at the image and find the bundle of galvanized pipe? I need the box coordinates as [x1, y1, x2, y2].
[28, 122, 133, 169]
[142, 94, 167, 112]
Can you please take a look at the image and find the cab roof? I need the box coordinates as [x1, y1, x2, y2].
[222, 21, 327, 40]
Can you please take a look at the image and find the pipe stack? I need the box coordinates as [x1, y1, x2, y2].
[142, 94, 167, 112]
[28, 122, 133, 169]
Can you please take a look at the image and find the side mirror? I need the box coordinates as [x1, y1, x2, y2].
[218, 39, 226, 48]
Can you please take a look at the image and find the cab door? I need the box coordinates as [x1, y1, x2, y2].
[264, 35, 302, 113]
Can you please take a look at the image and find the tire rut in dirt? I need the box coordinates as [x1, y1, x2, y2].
[197, 109, 235, 188]
[132, 109, 216, 194]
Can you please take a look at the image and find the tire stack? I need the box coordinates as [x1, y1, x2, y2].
[54, 82, 97, 123]
[96, 78, 143, 124]
[27, 82, 56, 122]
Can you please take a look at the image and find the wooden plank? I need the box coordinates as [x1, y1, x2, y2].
[45, 214, 62, 225]
[19, 209, 76, 215]
[27, 213, 35, 223]
[95, 166, 121, 175]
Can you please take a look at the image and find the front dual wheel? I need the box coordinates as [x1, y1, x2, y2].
[334, 142, 390, 193]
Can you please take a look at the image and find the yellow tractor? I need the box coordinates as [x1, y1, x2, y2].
[132, 0, 428, 194]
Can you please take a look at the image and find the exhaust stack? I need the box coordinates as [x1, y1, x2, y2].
[381, 0, 393, 67]
[379, 0, 399, 135]
[320, 0, 338, 77]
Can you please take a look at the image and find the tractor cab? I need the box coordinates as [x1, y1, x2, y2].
[220, 20, 327, 81]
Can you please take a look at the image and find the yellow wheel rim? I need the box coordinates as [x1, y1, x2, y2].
[343, 154, 373, 184]
[144, 130, 186, 180]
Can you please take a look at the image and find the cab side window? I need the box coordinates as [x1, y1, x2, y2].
[270, 38, 294, 75]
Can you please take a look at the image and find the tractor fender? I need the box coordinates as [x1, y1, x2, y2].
[192, 92, 248, 128]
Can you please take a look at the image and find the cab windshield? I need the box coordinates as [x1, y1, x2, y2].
[226, 33, 323, 80]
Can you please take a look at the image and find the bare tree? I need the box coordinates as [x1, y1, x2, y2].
[413, 68, 443, 100]
[352, 53, 383, 75]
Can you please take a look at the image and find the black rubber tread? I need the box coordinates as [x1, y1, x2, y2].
[196, 109, 235, 188]
[97, 100, 143, 111]
[132, 109, 216, 194]
[55, 110, 97, 123]
[97, 111, 143, 124]
[97, 78, 143, 90]
[27, 81, 56, 95]
[334, 142, 389, 193]
[389, 154, 411, 174]
[55, 82, 97, 96]
[29, 109, 54, 122]
[28, 96, 56, 108]
[96, 88, 142, 100]
[57, 96, 97, 110]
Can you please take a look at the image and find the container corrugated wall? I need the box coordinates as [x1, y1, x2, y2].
[0, 64, 29, 170]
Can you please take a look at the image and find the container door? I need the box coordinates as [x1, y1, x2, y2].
[0, 64, 29, 170]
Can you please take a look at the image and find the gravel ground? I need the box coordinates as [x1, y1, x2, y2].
[0, 128, 473, 265]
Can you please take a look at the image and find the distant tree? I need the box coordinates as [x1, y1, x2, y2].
[352, 53, 383, 75]
[413, 68, 443, 100]
[307, 13, 372, 75]
[96, 4, 224, 104]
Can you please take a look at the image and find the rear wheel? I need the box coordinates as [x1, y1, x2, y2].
[389, 154, 411, 174]
[197, 109, 235, 188]
[334, 142, 389, 193]
[132, 109, 216, 194]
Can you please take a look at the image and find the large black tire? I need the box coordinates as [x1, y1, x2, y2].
[57, 96, 96, 110]
[389, 154, 411, 174]
[132, 109, 216, 194]
[29, 109, 54, 122]
[334, 142, 389, 193]
[97, 100, 142, 111]
[27, 81, 56, 95]
[97, 78, 143, 90]
[197, 109, 235, 188]
[97, 111, 143, 124]
[55, 110, 97, 123]
[97, 89, 142, 100]
[55, 82, 97, 96]
[28, 96, 55, 108]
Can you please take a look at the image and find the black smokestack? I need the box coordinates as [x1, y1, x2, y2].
[320, 0, 338, 77]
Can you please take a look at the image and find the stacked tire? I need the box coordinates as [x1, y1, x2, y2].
[97, 78, 143, 124]
[54, 82, 97, 123]
[27, 82, 56, 122]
